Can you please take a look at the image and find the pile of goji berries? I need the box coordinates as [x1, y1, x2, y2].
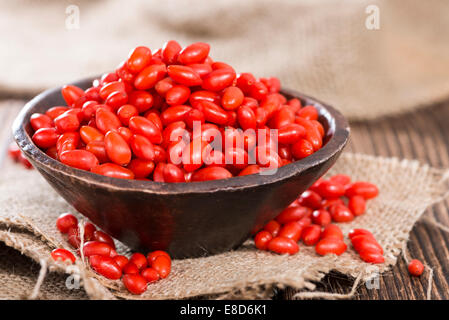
[53, 213, 171, 295]
[254, 174, 386, 264]
[8, 143, 33, 169]
[29, 41, 325, 182]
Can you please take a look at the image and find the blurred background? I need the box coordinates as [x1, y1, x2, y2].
[1, 0, 449, 120]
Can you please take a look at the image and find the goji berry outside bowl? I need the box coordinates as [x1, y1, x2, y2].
[13, 77, 349, 259]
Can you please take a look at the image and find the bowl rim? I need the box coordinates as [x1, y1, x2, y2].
[13, 78, 350, 194]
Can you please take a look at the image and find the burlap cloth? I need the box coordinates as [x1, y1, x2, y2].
[0, 153, 447, 299]
[1, 0, 449, 120]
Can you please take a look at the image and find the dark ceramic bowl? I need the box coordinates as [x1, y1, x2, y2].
[13, 77, 349, 259]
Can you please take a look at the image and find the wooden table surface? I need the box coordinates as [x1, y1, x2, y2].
[1, 97, 448, 300]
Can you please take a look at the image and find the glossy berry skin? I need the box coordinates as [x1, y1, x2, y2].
[267, 237, 299, 255]
[104, 131, 132, 166]
[128, 159, 155, 178]
[82, 241, 114, 257]
[297, 105, 319, 121]
[199, 101, 229, 125]
[321, 198, 345, 210]
[129, 134, 155, 161]
[123, 274, 148, 294]
[202, 68, 236, 92]
[315, 180, 345, 199]
[57, 132, 80, 155]
[128, 91, 154, 113]
[83, 222, 96, 241]
[129, 253, 148, 270]
[348, 229, 374, 240]
[312, 209, 332, 226]
[162, 40, 182, 64]
[117, 104, 138, 126]
[60, 150, 99, 171]
[329, 204, 354, 223]
[291, 139, 314, 159]
[237, 106, 256, 130]
[99, 81, 125, 100]
[359, 251, 385, 264]
[61, 85, 84, 106]
[113, 255, 129, 269]
[56, 213, 78, 233]
[161, 105, 192, 125]
[315, 238, 347, 256]
[91, 163, 135, 179]
[95, 108, 121, 134]
[301, 224, 321, 246]
[277, 124, 306, 145]
[134, 64, 167, 90]
[191, 166, 232, 182]
[275, 206, 310, 225]
[141, 268, 160, 283]
[67, 227, 81, 248]
[263, 220, 281, 237]
[51, 248, 76, 263]
[329, 174, 351, 186]
[298, 190, 322, 209]
[351, 235, 383, 254]
[278, 221, 303, 242]
[123, 262, 140, 275]
[178, 42, 210, 65]
[295, 117, 322, 151]
[89, 255, 122, 280]
[79, 126, 104, 144]
[93, 230, 116, 249]
[321, 224, 344, 241]
[348, 195, 366, 216]
[54, 111, 81, 133]
[30, 113, 53, 131]
[222, 87, 244, 110]
[163, 163, 186, 183]
[46, 106, 69, 120]
[166, 85, 191, 105]
[236, 73, 256, 94]
[147, 250, 171, 265]
[345, 182, 379, 199]
[254, 230, 273, 250]
[128, 116, 163, 144]
[126, 46, 152, 73]
[408, 259, 424, 276]
[32, 128, 59, 149]
[167, 65, 202, 87]
[152, 255, 171, 279]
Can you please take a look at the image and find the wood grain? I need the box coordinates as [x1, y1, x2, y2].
[0, 100, 448, 300]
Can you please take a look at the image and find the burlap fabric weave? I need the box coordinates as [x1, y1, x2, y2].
[0, 153, 447, 299]
[1, 0, 449, 120]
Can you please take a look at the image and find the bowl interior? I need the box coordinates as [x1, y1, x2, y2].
[14, 78, 349, 194]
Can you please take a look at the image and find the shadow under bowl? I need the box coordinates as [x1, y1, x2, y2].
[13, 78, 350, 259]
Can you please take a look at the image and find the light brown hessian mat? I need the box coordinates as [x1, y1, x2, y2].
[0, 153, 448, 300]
[1, 0, 449, 120]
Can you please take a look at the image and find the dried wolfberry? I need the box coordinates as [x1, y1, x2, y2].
[267, 237, 299, 255]
[408, 259, 424, 276]
[51, 248, 76, 263]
